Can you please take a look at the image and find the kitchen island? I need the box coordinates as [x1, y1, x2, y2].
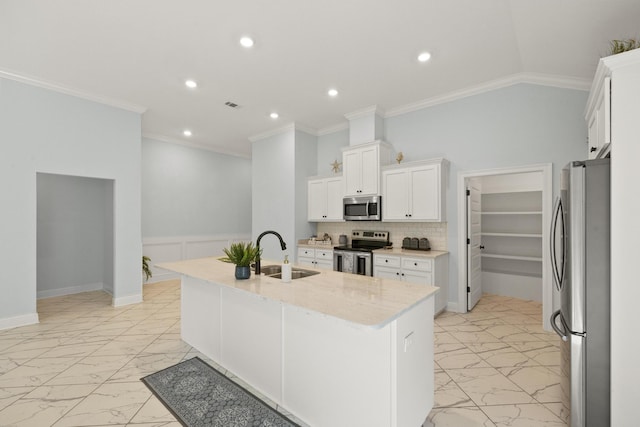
[158, 257, 438, 427]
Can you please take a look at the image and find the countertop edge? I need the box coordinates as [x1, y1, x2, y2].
[157, 258, 438, 329]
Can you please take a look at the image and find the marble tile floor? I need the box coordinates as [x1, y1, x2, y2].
[424, 294, 565, 427]
[0, 281, 563, 427]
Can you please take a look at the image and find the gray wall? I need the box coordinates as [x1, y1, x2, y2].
[294, 130, 319, 245]
[316, 83, 588, 306]
[0, 77, 142, 327]
[142, 137, 252, 238]
[37, 173, 113, 296]
[317, 128, 349, 174]
[252, 128, 317, 262]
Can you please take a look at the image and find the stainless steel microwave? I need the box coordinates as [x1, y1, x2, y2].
[343, 196, 382, 221]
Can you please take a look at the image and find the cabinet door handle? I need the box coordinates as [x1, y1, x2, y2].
[590, 147, 597, 152]
[414, 262, 418, 266]
[408, 214, 412, 217]
[385, 259, 389, 263]
[396, 272, 400, 275]
[479, 245, 485, 249]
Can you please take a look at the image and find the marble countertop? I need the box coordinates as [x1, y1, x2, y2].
[157, 257, 438, 329]
[297, 243, 334, 249]
[372, 248, 449, 259]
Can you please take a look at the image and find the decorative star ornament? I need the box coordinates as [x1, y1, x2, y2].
[331, 159, 342, 173]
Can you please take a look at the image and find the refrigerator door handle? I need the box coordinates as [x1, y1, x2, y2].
[550, 196, 565, 291]
[550, 309, 568, 341]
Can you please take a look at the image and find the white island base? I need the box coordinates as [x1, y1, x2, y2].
[161, 258, 436, 427]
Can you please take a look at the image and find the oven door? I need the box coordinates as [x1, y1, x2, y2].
[334, 251, 372, 276]
[333, 251, 354, 273]
[354, 253, 372, 276]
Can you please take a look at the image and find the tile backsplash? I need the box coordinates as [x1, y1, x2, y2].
[316, 222, 447, 251]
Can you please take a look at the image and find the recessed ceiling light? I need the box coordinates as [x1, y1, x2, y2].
[270, 112, 279, 119]
[185, 79, 198, 89]
[183, 130, 192, 137]
[240, 37, 254, 48]
[417, 52, 432, 63]
[328, 88, 339, 97]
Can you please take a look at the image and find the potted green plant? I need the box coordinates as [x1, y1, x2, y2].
[608, 38, 640, 55]
[142, 255, 152, 282]
[220, 242, 262, 279]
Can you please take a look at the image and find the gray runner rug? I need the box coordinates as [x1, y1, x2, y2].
[141, 357, 300, 427]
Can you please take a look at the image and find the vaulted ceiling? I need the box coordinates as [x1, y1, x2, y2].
[2, 0, 639, 157]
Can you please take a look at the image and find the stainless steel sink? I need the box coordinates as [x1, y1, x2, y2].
[259, 265, 282, 275]
[258, 265, 319, 280]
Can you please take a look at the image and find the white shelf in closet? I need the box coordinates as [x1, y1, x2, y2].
[481, 253, 542, 262]
[480, 191, 543, 278]
[481, 211, 542, 215]
[481, 232, 542, 238]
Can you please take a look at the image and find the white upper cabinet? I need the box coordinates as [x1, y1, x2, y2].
[586, 77, 611, 159]
[308, 176, 343, 222]
[342, 141, 392, 197]
[382, 158, 447, 222]
[585, 49, 640, 159]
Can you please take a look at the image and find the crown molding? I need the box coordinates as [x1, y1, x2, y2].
[249, 122, 321, 142]
[385, 72, 590, 118]
[248, 124, 296, 142]
[317, 122, 349, 136]
[585, 49, 640, 116]
[143, 133, 251, 159]
[0, 68, 147, 114]
[520, 72, 591, 91]
[344, 104, 386, 121]
[293, 123, 319, 136]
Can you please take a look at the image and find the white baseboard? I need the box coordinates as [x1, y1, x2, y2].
[112, 293, 143, 307]
[446, 301, 460, 313]
[37, 282, 104, 299]
[0, 312, 39, 331]
[145, 271, 180, 284]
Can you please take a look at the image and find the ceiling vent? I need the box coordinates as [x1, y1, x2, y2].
[224, 101, 240, 109]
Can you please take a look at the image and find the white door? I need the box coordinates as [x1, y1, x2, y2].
[382, 169, 409, 220]
[325, 177, 343, 220]
[360, 146, 379, 195]
[411, 165, 439, 221]
[467, 180, 483, 310]
[343, 150, 361, 196]
[308, 179, 326, 221]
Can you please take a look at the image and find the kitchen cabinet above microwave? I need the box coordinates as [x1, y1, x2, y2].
[342, 141, 392, 197]
[381, 158, 448, 222]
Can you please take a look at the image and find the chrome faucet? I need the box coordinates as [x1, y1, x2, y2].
[255, 230, 287, 275]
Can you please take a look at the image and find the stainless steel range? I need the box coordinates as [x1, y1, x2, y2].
[333, 230, 390, 276]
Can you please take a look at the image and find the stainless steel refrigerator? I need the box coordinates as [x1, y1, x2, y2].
[550, 158, 610, 427]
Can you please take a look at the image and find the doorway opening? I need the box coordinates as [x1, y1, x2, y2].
[457, 164, 552, 330]
[36, 173, 114, 308]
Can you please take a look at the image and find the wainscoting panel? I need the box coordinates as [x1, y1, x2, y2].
[185, 240, 228, 260]
[143, 234, 251, 284]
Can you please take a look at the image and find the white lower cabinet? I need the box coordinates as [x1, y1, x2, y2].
[297, 247, 333, 269]
[374, 252, 448, 315]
